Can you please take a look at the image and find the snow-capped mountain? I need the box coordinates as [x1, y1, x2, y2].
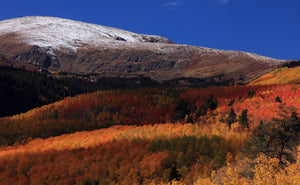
[0, 16, 173, 54]
[0, 16, 285, 81]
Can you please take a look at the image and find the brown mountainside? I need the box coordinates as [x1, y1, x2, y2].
[0, 16, 285, 81]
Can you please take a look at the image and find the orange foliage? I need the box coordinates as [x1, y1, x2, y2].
[0, 140, 169, 185]
[0, 84, 299, 184]
[1, 84, 299, 148]
[0, 122, 248, 160]
[0, 121, 247, 184]
[215, 84, 300, 129]
[192, 145, 300, 185]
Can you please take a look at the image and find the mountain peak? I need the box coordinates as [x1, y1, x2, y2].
[0, 16, 174, 53]
[0, 16, 286, 81]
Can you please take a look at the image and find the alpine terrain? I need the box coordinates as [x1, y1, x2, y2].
[0, 16, 285, 81]
[0, 16, 300, 185]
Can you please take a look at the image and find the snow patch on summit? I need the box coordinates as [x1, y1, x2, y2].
[0, 16, 173, 55]
[0, 16, 283, 66]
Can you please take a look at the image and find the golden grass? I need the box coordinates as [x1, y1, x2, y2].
[250, 66, 300, 85]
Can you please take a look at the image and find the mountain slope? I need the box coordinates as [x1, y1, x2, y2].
[0, 16, 174, 51]
[0, 16, 285, 81]
[0, 84, 299, 184]
[2, 84, 300, 146]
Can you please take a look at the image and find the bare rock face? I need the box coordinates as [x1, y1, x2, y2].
[0, 16, 285, 81]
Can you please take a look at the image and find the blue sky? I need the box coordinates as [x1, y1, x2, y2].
[0, 0, 299, 60]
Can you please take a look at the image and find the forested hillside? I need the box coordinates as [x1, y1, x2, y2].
[0, 65, 234, 117]
[0, 66, 100, 117]
[0, 84, 299, 184]
[2, 85, 293, 146]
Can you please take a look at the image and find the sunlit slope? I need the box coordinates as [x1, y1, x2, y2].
[0, 123, 246, 160]
[250, 66, 300, 85]
[1, 84, 300, 147]
[0, 122, 247, 184]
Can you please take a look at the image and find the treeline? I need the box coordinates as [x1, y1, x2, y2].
[162, 75, 233, 88]
[94, 75, 233, 90]
[281, 60, 300, 68]
[1, 66, 234, 117]
[0, 66, 98, 117]
[0, 66, 162, 117]
[95, 76, 161, 90]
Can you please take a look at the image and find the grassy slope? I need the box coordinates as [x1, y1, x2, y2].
[250, 66, 300, 85]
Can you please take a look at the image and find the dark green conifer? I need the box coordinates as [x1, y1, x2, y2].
[227, 108, 236, 129]
[239, 109, 249, 128]
[247, 105, 300, 165]
[275, 96, 282, 103]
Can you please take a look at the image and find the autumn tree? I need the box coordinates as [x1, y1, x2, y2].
[227, 108, 236, 129]
[247, 104, 300, 165]
[239, 109, 249, 129]
[275, 96, 282, 103]
[196, 95, 218, 118]
[247, 89, 255, 98]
